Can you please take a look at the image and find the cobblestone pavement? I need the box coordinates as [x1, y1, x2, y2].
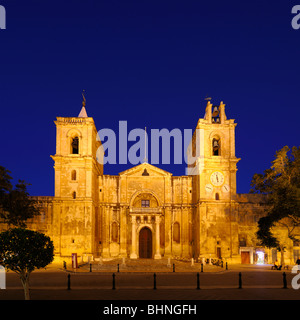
[0, 259, 299, 300]
[71, 258, 228, 273]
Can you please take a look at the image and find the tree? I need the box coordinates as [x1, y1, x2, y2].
[0, 228, 54, 300]
[250, 146, 300, 265]
[0, 180, 40, 227]
[0, 165, 12, 206]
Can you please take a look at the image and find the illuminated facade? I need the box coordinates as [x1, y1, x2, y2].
[6, 101, 299, 265]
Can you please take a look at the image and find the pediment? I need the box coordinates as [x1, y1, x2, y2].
[118, 163, 172, 177]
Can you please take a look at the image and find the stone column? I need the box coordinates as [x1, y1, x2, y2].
[130, 216, 137, 259]
[164, 207, 172, 256]
[119, 206, 127, 256]
[154, 215, 162, 259]
[102, 205, 110, 258]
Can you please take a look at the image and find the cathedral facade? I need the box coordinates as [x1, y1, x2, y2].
[12, 100, 299, 265]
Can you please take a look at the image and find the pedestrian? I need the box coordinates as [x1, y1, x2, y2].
[296, 257, 300, 265]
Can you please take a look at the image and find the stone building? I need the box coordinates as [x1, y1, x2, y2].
[5, 100, 299, 265]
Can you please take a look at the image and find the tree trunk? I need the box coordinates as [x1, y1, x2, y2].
[20, 272, 30, 300]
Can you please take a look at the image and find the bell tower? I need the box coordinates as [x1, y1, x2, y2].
[189, 99, 241, 260]
[188, 99, 240, 201]
[50, 97, 103, 256]
[51, 102, 103, 200]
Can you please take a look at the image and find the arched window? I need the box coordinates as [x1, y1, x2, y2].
[212, 138, 221, 156]
[71, 170, 76, 180]
[71, 137, 79, 154]
[72, 191, 76, 199]
[111, 222, 118, 243]
[215, 193, 220, 200]
[173, 222, 180, 243]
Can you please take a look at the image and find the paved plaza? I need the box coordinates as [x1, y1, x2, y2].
[0, 259, 299, 300]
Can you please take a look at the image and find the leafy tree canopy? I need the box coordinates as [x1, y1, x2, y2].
[0, 166, 40, 227]
[0, 228, 54, 272]
[250, 146, 300, 249]
[0, 228, 54, 300]
[0, 165, 12, 204]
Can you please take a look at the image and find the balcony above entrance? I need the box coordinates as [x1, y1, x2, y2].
[130, 207, 162, 213]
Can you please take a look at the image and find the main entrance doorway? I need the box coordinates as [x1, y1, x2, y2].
[139, 227, 152, 258]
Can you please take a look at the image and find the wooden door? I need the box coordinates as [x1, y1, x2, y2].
[139, 227, 152, 258]
[241, 251, 250, 264]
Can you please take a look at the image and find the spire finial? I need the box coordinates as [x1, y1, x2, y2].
[78, 90, 88, 118]
[82, 90, 86, 107]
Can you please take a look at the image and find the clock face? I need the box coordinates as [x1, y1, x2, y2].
[210, 171, 224, 186]
[205, 184, 213, 193]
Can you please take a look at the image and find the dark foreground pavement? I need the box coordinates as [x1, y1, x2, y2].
[0, 267, 299, 300]
[1, 287, 300, 300]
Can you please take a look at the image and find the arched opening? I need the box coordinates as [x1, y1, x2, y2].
[131, 192, 159, 208]
[139, 227, 152, 259]
[71, 137, 79, 154]
[71, 170, 76, 180]
[212, 138, 221, 156]
[215, 193, 220, 200]
[173, 222, 180, 243]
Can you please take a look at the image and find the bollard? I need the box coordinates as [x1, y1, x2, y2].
[282, 272, 288, 289]
[238, 272, 242, 289]
[226, 262, 228, 270]
[197, 272, 200, 290]
[117, 264, 120, 273]
[112, 273, 116, 290]
[67, 273, 71, 290]
[153, 273, 157, 290]
[173, 263, 175, 273]
[201, 263, 203, 273]
[90, 263, 92, 272]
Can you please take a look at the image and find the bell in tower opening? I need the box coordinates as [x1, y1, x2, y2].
[212, 105, 220, 123]
[212, 138, 221, 156]
[71, 137, 79, 154]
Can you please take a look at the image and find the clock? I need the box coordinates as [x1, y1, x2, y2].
[205, 184, 213, 193]
[210, 171, 224, 187]
[222, 184, 230, 192]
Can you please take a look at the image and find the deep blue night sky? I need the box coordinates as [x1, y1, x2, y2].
[0, 0, 299, 196]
